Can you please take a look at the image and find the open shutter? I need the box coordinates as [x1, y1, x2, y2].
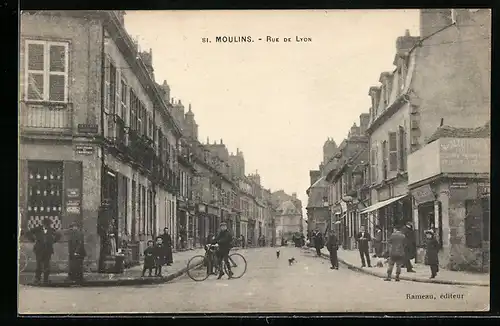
[389, 132, 398, 171]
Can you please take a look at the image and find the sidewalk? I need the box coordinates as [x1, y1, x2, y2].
[314, 248, 489, 287]
[19, 248, 206, 288]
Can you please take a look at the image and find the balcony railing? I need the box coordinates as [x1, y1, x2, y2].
[20, 101, 73, 134]
[105, 114, 127, 150]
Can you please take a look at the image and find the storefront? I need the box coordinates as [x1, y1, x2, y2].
[408, 136, 490, 272]
[247, 219, 256, 246]
[207, 204, 220, 235]
[196, 203, 208, 244]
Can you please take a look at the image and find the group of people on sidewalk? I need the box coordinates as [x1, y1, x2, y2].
[141, 227, 174, 277]
[308, 221, 440, 280]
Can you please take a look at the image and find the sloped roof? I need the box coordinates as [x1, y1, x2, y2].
[427, 121, 490, 144]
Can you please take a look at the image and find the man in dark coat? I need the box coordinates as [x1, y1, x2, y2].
[27, 218, 61, 284]
[402, 222, 416, 272]
[355, 225, 372, 267]
[326, 229, 339, 270]
[214, 221, 233, 279]
[384, 225, 406, 281]
[68, 222, 86, 283]
[312, 229, 324, 257]
[160, 227, 173, 266]
[424, 229, 440, 279]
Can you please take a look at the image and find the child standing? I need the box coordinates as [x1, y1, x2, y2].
[142, 240, 155, 277]
[424, 229, 440, 279]
[153, 237, 166, 277]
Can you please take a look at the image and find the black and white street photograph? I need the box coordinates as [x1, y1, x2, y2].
[18, 9, 490, 314]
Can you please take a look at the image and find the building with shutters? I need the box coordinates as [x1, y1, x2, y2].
[361, 9, 490, 270]
[19, 11, 183, 272]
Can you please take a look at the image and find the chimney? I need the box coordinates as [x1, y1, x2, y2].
[161, 80, 170, 104]
[207, 137, 209, 144]
[292, 192, 297, 199]
[309, 170, 321, 186]
[359, 113, 370, 135]
[396, 29, 420, 56]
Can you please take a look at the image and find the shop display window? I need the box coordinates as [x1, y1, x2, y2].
[27, 161, 63, 231]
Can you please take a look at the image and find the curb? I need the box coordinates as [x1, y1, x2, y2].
[21, 262, 203, 288]
[311, 249, 488, 287]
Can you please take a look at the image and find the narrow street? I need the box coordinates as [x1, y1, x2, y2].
[18, 247, 489, 314]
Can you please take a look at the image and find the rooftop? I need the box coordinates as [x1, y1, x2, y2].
[427, 121, 491, 144]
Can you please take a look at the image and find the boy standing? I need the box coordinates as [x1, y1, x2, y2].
[142, 240, 155, 277]
[154, 237, 167, 277]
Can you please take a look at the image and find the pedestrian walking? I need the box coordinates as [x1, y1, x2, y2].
[326, 229, 339, 270]
[402, 222, 416, 272]
[153, 237, 167, 277]
[68, 222, 86, 283]
[373, 225, 383, 258]
[312, 229, 324, 257]
[142, 240, 155, 277]
[160, 227, 173, 266]
[424, 229, 440, 279]
[27, 218, 61, 285]
[355, 225, 372, 267]
[179, 226, 187, 250]
[384, 225, 406, 282]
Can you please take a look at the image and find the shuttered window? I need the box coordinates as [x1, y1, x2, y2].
[109, 62, 117, 115]
[398, 126, 407, 171]
[382, 140, 388, 180]
[389, 132, 398, 171]
[370, 147, 378, 184]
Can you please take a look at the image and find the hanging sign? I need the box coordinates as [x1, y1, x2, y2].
[78, 124, 99, 134]
[412, 184, 435, 205]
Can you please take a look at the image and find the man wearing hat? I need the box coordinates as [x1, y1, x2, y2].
[402, 221, 417, 272]
[68, 222, 86, 283]
[213, 221, 233, 279]
[27, 218, 61, 285]
[424, 229, 440, 279]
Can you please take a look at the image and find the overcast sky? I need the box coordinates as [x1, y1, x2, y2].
[124, 10, 420, 217]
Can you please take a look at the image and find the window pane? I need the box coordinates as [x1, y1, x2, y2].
[27, 73, 44, 100]
[28, 44, 44, 70]
[49, 74, 65, 101]
[49, 45, 66, 72]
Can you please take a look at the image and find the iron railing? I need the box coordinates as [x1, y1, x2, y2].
[20, 101, 73, 134]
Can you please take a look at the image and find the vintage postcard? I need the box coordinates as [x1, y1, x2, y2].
[18, 9, 490, 314]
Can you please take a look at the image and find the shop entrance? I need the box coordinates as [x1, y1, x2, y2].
[99, 167, 118, 271]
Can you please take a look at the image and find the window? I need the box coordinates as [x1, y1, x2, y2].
[26, 161, 63, 231]
[388, 132, 398, 171]
[120, 79, 128, 121]
[109, 62, 117, 115]
[148, 113, 154, 140]
[370, 146, 378, 184]
[398, 126, 407, 171]
[25, 40, 69, 102]
[129, 90, 138, 130]
[382, 140, 388, 180]
[465, 200, 483, 248]
[141, 185, 146, 235]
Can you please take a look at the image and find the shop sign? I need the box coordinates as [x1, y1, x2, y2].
[66, 188, 80, 198]
[197, 204, 206, 212]
[66, 206, 80, 214]
[412, 184, 435, 205]
[207, 206, 219, 216]
[77, 124, 98, 134]
[75, 145, 94, 155]
[450, 181, 468, 189]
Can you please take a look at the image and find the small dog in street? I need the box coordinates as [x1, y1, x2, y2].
[276, 249, 280, 259]
[288, 257, 296, 265]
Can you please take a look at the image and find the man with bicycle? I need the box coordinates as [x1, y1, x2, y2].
[214, 221, 233, 279]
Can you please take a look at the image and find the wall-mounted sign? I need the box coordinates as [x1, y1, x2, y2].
[197, 204, 206, 212]
[78, 124, 99, 134]
[75, 145, 94, 155]
[477, 182, 490, 197]
[450, 181, 468, 189]
[66, 188, 80, 198]
[66, 206, 81, 214]
[412, 184, 435, 205]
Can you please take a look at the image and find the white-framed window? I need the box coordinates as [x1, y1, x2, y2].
[389, 132, 398, 171]
[24, 40, 69, 102]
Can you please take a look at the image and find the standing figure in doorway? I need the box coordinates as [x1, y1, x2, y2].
[355, 225, 372, 268]
[402, 222, 416, 273]
[27, 218, 61, 285]
[373, 225, 383, 258]
[179, 225, 187, 250]
[160, 227, 173, 266]
[68, 222, 86, 283]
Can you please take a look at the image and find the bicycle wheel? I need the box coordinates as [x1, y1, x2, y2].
[224, 253, 247, 279]
[19, 250, 28, 273]
[186, 255, 209, 282]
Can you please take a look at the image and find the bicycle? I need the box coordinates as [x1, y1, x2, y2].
[186, 244, 247, 282]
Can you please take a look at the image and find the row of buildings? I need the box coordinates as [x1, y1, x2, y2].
[306, 9, 490, 272]
[19, 10, 304, 272]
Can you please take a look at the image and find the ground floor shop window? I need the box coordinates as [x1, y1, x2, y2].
[417, 202, 434, 246]
[26, 161, 63, 231]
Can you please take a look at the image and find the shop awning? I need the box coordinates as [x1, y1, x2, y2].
[359, 194, 408, 215]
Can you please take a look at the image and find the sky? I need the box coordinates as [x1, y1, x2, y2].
[124, 10, 420, 218]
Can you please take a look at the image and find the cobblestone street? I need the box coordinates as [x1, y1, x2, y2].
[18, 247, 489, 314]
